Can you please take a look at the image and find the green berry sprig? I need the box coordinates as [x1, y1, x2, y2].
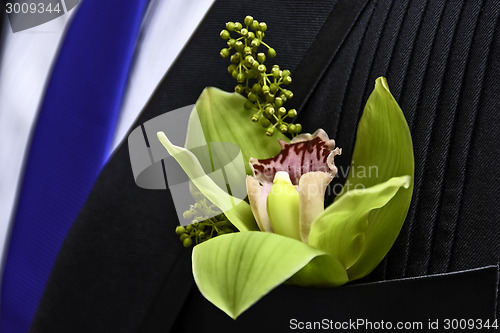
[220, 16, 302, 137]
[176, 198, 237, 247]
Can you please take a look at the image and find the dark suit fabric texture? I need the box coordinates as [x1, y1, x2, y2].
[30, 0, 499, 332]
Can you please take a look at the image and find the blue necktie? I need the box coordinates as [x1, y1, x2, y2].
[1, 0, 149, 331]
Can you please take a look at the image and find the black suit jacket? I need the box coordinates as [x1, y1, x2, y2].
[29, 0, 499, 332]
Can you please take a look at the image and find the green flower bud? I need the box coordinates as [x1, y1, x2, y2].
[282, 69, 291, 77]
[244, 15, 254, 26]
[234, 22, 242, 31]
[287, 109, 297, 118]
[236, 73, 245, 83]
[244, 46, 252, 55]
[251, 39, 261, 48]
[183, 237, 193, 247]
[231, 69, 239, 79]
[275, 97, 283, 107]
[240, 28, 248, 36]
[279, 124, 288, 133]
[248, 92, 258, 102]
[268, 48, 276, 57]
[220, 48, 230, 58]
[227, 64, 237, 74]
[262, 85, 270, 93]
[245, 55, 255, 65]
[284, 90, 294, 99]
[256, 30, 263, 39]
[180, 233, 189, 241]
[265, 127, 275, 136]
[257, 64, 266, 72]
[272, 68, 281, 78]
[288, 124, 297, 133]
[235, 84, 245, 93]
[186, 224, 193, 232]
[251, 20, 260, 31]
[259, 22, 268, 32]
[227, 38, 236, 48]
[226, 21, 235, 31]
[175, 225, 186, 235]
[251, 114, 259, 122]
[295, 124, 302, 133]
[244, 101, 254, 110]
[266, 172, 300, 240]
[283, 76, 292, 84]
[265, 107, 275, 117]
[265, 92, 275, 102]
[252, 83, 261, 93]
[235, 40, 244, 51]
[257, 52, 266, 63]
[230, 53, 240, 63]
[248, 31, 255, 39]
[277, 107, 287, 116]
[220, 29, 230, 40]
[270, 83, 279, 93]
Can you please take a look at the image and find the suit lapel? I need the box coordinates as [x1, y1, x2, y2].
[31, 1, 340, 332]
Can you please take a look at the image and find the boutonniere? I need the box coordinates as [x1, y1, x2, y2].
[156, 16, 414, 319]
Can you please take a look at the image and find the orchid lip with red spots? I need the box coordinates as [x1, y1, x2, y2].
[249, 129, 341, 186]
[246, 129, 341, 241]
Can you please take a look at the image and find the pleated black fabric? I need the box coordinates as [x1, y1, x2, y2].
[30, 0, 500, 331]
[297, 0, 500, 283]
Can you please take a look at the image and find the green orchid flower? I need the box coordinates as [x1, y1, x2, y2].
[157, 77, 414, 319]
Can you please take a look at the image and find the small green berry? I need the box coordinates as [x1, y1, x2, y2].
[227, 64, 237, 74]
[287, 109, 297, 118]
[175, 225, 186, 234]
[272, 68, 281, 78]
[266, 127, 274, 136]
[268, 48, 276, 57]
[183, 237, 193, 247]
[186, 224, 193, 232]
[220, 48, 230, 58]
[231, 69, 238, 79]
[262, 85, 270, 93]
[226, 22, 235, 31]
[259, 22, 268, 32]
[240, 28, 248, 36]
[277, 107, 287, 116]
[275, 97, 283, 107]
[251, 114, 259, 122]
[265, 93, 275, 102]
[235, 40, 244, 51]
[251, 39, 261, 48]
[282, 69, 291, 77]
[227, 38, 236, 47]
[180, 233, 189, 241]
[244, 46, 252, 55]
[252, 83, 261, 93]
[220, 29, 230, 40]
[244, 15, 254, 26]
[279, 124, 288, 133]
[248, 92, 258, 102]
[257, 64, 266, 72]
[284, 90, 294, 99]
[283, 76, 292, 84]
[288, 124, 297, 133]
[230, 53, 240, 63]
[235, 83, 245, 92]
[251, 20, 260, 31]
[257, 52, 266, 63]
[234, 22, 242, 31]
[248, 31, 255, 39]
[265, 107, 275, 117]
[270, 83, 279, 93]
[295, 124, 302, 133]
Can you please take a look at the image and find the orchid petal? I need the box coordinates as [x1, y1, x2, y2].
[157, 132, 258, 232]
[192, 231, 348, 319]
[194, 87, 289, 174]
[309, 175, 411, 278]
[297, 171, 333, 243]
[245, 176, 273, 232]
[312, 77, 414, 280]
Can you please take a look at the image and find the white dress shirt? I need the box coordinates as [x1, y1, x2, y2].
[0, 0, 214, 265]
